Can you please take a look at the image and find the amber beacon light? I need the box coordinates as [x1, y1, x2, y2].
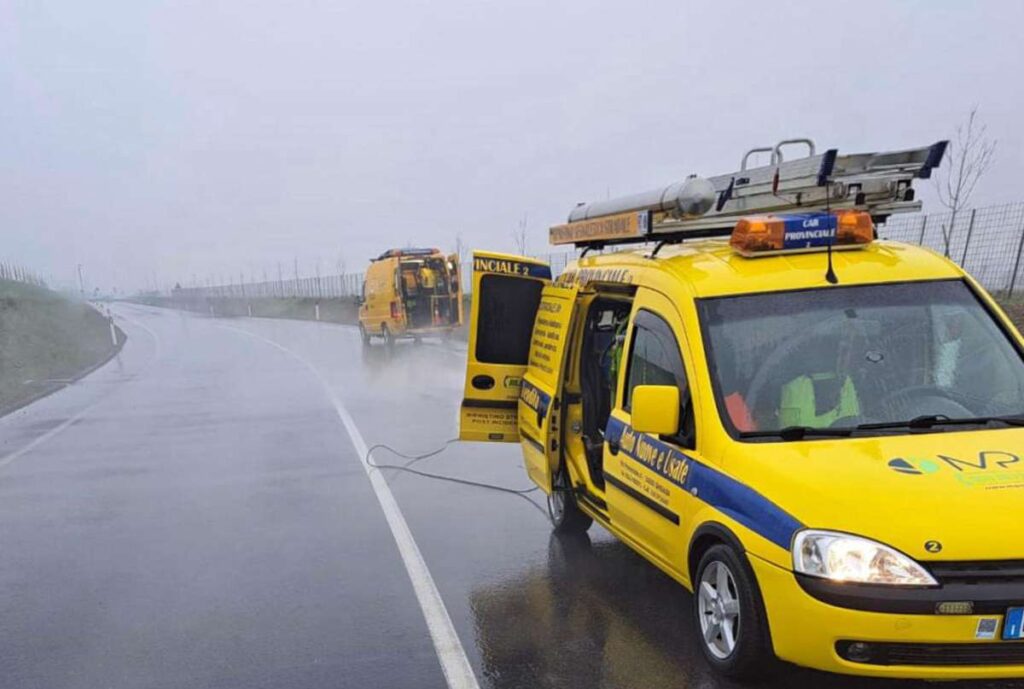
[730, 211, 874, 257]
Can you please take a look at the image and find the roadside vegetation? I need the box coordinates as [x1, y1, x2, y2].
[0, 280, 122, 414]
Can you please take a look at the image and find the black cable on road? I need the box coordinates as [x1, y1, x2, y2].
[364, 439, 548, 517]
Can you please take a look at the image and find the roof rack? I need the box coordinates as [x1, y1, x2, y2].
[374, 247, 440, 261]
[549, 139, 948, 248]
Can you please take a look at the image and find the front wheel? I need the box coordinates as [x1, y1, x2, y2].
[547, 472, 592, 534]
[693, 544, 775, 679]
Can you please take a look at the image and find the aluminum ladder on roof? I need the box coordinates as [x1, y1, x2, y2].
[555, 138, 948, 247]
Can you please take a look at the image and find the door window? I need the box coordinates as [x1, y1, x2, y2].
[475, 274, 543, 364]
[624, 309, 694, 447]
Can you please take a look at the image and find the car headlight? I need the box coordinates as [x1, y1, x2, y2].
[792, 530, 938, 586]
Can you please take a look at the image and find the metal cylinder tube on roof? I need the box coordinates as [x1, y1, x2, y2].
[567, 175, 716, 223]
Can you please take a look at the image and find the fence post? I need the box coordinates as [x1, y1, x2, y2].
[1008, 218, 1024, 299]
[917, 216, 928, 245]
[960, 208, 977, 266]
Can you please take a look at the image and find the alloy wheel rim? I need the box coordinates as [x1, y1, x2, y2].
[698, 560, 741, 659]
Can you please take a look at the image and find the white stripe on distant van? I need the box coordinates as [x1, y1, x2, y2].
[220, 325, 480, 689]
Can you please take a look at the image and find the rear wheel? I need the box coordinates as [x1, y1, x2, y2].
[693, 544, 775, 679]
[381, 324, 395, 348]
[547, 470, 592, 534]
[359, 324, 371, 347]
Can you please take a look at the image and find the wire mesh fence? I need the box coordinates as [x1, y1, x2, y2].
[174, 273, 366, 300]
[170, 200, 1024, 302]
[173, 254, 579, 300]
[878, 201, 1024, 297]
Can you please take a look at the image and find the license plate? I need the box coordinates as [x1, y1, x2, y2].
[1004, 608, 1024, 640]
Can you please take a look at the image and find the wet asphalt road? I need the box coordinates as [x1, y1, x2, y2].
[1, 304, 1021, 689]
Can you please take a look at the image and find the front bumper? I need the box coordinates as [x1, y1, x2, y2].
[751, 555, 1024, 679]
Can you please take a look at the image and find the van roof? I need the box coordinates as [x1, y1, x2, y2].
[374, 247, 441, 261]
[571, 239, 963, 298]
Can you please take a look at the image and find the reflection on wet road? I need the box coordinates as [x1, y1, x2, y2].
[0, 304, 1020, 689]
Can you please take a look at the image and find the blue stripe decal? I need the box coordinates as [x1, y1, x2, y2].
[605, 417, 803, 549]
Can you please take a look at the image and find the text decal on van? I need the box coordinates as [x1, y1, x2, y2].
[606, 417, 803, 549]
[473, 258, 552, 279]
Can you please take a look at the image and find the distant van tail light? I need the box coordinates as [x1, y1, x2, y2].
[730, 211, 874, 257]
[390, 301, 401, 319]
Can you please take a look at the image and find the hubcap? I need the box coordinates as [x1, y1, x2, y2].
[698, 560, 741, 659]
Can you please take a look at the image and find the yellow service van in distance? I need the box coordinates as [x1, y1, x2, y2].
[460, 140, 1024, 680]
[359, 248, 463, 345]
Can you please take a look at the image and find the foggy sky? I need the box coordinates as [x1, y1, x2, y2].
[3, 0, 1023, 293]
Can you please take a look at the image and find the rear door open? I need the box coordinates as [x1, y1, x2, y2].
[518, 283, 579, 493]
[460, 251, 552, 442]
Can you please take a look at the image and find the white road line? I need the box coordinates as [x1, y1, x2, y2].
[219, 324, 480, 689]
[0, 309, 161, 469]
[0, 406, 91, 469]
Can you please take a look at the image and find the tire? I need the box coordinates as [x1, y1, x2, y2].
[359, 324, 371, 347]
[693, 543, 776, 679]
[381, 324, 395, 348]
[547, 471, 592, 534]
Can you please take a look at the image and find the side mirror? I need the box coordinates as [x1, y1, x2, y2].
[631, 385, 680, 436]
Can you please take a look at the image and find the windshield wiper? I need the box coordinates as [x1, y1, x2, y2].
[739, 415, 1024, 442]
[857, 415, 1024, 431]
[740, 426, 854, 441]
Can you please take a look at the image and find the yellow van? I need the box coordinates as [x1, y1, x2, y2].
[359, 248, 463, 345]
[460, 141, 1024, 680]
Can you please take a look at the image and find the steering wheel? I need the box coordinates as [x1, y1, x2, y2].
[745, 316, 844, 420]
[878, 385, 974, 420]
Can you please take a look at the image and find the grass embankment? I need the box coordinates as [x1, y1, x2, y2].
[0, 280, 122, 415]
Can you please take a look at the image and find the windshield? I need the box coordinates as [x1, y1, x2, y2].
[700, 280, 1024, 438]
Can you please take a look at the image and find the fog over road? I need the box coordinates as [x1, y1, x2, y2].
[0, 304, 1019, 689]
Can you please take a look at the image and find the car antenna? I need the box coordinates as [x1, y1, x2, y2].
[824, 179, 838, 285]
